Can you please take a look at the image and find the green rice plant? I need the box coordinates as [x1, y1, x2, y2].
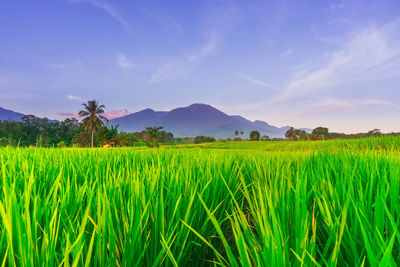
[0, 136, 399, 266]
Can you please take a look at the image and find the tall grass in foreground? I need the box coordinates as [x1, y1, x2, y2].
[0, 138, 399, 266]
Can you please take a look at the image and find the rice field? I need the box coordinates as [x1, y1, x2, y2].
[1, 136, 400, 266]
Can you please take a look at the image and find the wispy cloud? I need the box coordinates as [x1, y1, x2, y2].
[67, 95, 85, 101]
[58, 108, 130, 120]
[116, 53, 134, 70]
[104, 108, 130, 119]
[280, 49, 294, 57]
[43, 61, 82, 70]
[330, 0, 346, 10]
[149, 34, 220, 83]
[273, 22, 400, 102]
[183, 33, 220, 62]
[241, 74, 274, 89]
[149, 60, 189, 83]
[313, 97, 400, 110]
[56, 112, 79, 119]
[89, 0, 131, 34]
[149, 0, 239, 83]
[70, 0, 131, 35]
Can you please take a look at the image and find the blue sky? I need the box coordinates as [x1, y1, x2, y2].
[1, 0, 400, 133]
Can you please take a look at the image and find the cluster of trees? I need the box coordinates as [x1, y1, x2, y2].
[2, 100, 394, 148]
[285, 127, 390, 141]
[0, 101, 174, 148]
[232, 130, 282, 141]
[194, 136, 216, 144]
[0, 116, 81, 147]
[233, 127, 391, 142]
[285, 127, 311, 141]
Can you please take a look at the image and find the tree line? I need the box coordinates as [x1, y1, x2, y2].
[1, 100, 396, 147]
[0, 101, 175, 148]
[234, 127, 397, 142]
[283, 127, 392, 141]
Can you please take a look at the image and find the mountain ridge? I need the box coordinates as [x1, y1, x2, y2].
[0, 107, 25, 121]
[111, 103, 306, 138]
[0, 104, 311, 138]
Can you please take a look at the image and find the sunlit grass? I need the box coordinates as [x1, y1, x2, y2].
[0, 136, 399, 265]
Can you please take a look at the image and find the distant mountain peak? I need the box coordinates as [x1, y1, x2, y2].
[187, 103, 213, 109]
[140, 108, 156, 113]
[110, 103, 300, 138]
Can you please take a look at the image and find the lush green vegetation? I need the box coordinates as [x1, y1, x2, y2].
[0, 136, 399, 265]
[0, 116, 174, 148]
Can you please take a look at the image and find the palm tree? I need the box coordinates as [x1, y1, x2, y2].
[78, 100, 108, 147]
[145, 126, 164, 148]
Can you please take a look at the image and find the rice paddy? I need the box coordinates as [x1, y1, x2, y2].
[1, 136, 400, 266]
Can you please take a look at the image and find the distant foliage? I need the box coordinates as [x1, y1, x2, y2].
[0, 137, 8, 147]
[71, 132, 91, 147]
[260, 135, 270, 141]
[284, 127, 387, 141]
[249, 130, 260, 141]
[194, 136, 216, 144]
[57, 141, 66, 148]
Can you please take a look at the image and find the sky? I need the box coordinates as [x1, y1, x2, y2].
[1, 0, 400, 133]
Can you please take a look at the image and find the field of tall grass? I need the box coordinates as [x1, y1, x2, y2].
[0, 136, 400, 266]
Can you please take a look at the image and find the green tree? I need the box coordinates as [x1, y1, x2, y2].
[60, 118, 81, 146]
[116, 132, 137, 147]
[260, 135, 270, 141]
[249, 130, 260, 141]
[234, 130, 239, 137]
[145, 126, 164, 148]
[71, 132, 91, 147]
[311, 127, 329, 140]
[78, 100, 108, 147]
[194, 136, 216, 144]
[285, 127, 297, 141]
[367, 129, 382, 137]
[0, 137, 8, 147]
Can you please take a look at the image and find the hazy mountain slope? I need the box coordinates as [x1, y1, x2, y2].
[112, 108, 168, 132]
[0, 107, 24, 121]
[111, 103, 298, 138]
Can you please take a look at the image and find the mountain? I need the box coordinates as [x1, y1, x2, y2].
[111, 103, 302, 138]
[0, 107, 59, 123]
[0, 107, 25, 121]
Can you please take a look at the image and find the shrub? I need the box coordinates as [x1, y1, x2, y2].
[194, 136, 216, 144]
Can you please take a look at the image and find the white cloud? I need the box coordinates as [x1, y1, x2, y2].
[313, 98, 400, 110]
[67, 95, 85, 101]
[88, 0, 131, 34]
[280, 49, 294, 57]
[241, 74, 274, 89]
[104, 108, 130, 119]
[149, 61, 189, 83]
[116, 53, 134, 70]
[70, 0, 131, 35]
[43, 61, 82, 70]
[57, 112, 79, 119]
[183, 33, 220, 62]
[273, 22, 400, 102]
[148, 0, 239, 83]
[58, 108, 130, 120]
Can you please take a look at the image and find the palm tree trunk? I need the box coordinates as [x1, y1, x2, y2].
[91, 130, 94, 148]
